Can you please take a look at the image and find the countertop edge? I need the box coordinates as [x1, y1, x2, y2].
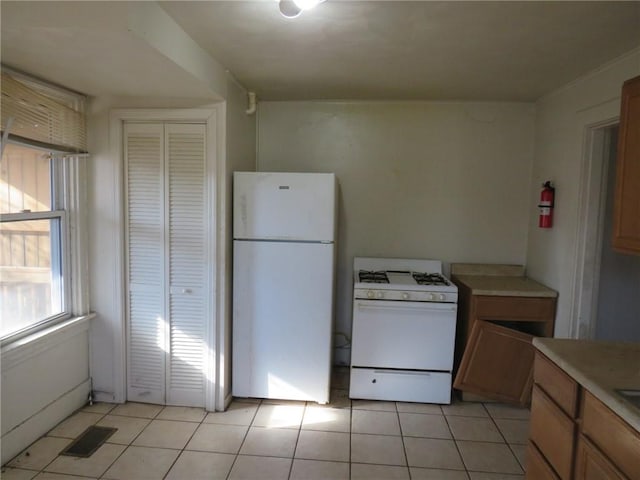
[533, 338, 640, 433]
[452, 274, 558, 298]
[465, 289, 558, 298]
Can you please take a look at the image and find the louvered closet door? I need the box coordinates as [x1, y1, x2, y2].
[125, 122, 208, 408]
[125, 123, 166, 404]
[165, 124, 207, 406]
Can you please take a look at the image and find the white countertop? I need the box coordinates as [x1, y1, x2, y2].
[533, 338, 640, 433]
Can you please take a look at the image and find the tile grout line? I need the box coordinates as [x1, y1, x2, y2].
[99, 403, 164, 480]
[484, 403, 527, 476]
[159, 406, 210, 480]
[225, 398, 262, 480]
[286, 401, 306, 480]
[348, 397, 353, 480]
[441, 398, 472, 476]
[395, 401, 412, 479]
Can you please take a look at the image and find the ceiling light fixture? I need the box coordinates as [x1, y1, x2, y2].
[278, 0, 325, 19]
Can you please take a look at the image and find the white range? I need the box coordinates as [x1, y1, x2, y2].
[349, 257, 458, 404]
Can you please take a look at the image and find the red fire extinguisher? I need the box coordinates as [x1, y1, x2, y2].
[538, 181, 555, 228]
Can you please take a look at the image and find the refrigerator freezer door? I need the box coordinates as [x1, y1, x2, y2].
[234, 172, 336, 241]
[233, 240, 334, 403]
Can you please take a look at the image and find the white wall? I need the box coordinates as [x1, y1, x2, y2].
[219, 83, 257, 405]
[257, 101, 536, 364]
[527, 49, 640, 338]
[87, 84, 256, 405]
[1, 320, 91, 464]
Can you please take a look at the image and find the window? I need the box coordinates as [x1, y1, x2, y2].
[1, 144, 66, 337]
[1, 68, 88, 342]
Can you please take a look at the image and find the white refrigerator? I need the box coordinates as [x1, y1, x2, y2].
[232, 172, 337, 403]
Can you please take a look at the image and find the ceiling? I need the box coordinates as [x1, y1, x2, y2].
[2, 1, 640, 102]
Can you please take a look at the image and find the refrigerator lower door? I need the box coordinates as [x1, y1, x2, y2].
[233, 240, 334, 403]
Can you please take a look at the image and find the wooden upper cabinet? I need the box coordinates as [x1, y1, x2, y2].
[613, 75, 640, 255]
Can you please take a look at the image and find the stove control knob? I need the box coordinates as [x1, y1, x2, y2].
[429, 293, 436, 301]
[402, 292, 409, 300]
[376, 291, 384, 299]
[438, 294, 446, 301]
[367, 290, 375, 299]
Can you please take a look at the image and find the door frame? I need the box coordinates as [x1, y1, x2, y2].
[570, 118, 618, 340]
[109, 107, 225, 411]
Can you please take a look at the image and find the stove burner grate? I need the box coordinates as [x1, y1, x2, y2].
[412, 272, 451, 286]
[358, 270, 389, 284]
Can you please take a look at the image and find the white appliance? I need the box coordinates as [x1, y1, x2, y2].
[233, 172, 337, 404]
[349, 257, 458, 404]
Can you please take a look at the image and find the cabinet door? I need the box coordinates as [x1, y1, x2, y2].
[525, 441, 560, 480]
[581, 391, 640, 479]
[530, 385, 576, 480]
[453, 320, 534, 405]
[613, 75, 640, 255]
[575, 436, 627, 480]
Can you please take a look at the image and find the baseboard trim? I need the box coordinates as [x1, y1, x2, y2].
[1, 378, 91, 465]
[222, 392, 234, 412]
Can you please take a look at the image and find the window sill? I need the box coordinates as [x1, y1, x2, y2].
[1, 313, 95, 371]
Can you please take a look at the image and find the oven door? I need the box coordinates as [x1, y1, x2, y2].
[351, 299, 457, 371]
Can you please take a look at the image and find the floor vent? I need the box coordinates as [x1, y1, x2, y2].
[60, 426, 117, 458]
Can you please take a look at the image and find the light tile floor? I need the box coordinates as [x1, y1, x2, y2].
[2, 372, 529, 480]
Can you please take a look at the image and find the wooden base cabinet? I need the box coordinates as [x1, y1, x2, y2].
[453, 284, 556, 406]
[527, 351, 640, 480]
[527, 442, 561, 480]
[529, 385, 576, 480]
[581, 391, 640, 480]
[528, 351, 579, 480]
[575, 436, 626, 480]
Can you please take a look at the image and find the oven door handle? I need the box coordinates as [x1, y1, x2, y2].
[355, 301, 456, 312]
[370, 369, 435, 376]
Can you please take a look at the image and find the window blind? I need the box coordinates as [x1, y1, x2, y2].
[1, 71, 87, 153]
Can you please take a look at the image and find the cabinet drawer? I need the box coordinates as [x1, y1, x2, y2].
[581, 391, 640, 479]
[530, 385, 576, 480]
[349, 368, 452, 404]
[474, 295, 555, 321]
[534, 352, 579, 418]
[575, 435, 627, 480]
[525, 441, 560, 480]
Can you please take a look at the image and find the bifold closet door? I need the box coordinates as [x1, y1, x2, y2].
[125, 123, 166, 405]
[165, 123, 207, 407]
[125, 122, 207, 407]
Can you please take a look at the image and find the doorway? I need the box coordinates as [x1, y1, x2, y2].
[575, 124, 640, 341]
[108, 107, 224, 411]
[593, 127, 640, 341]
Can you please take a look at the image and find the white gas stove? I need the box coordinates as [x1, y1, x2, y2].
[349, 257, 458, 404]
[354, 264, 458, 303]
